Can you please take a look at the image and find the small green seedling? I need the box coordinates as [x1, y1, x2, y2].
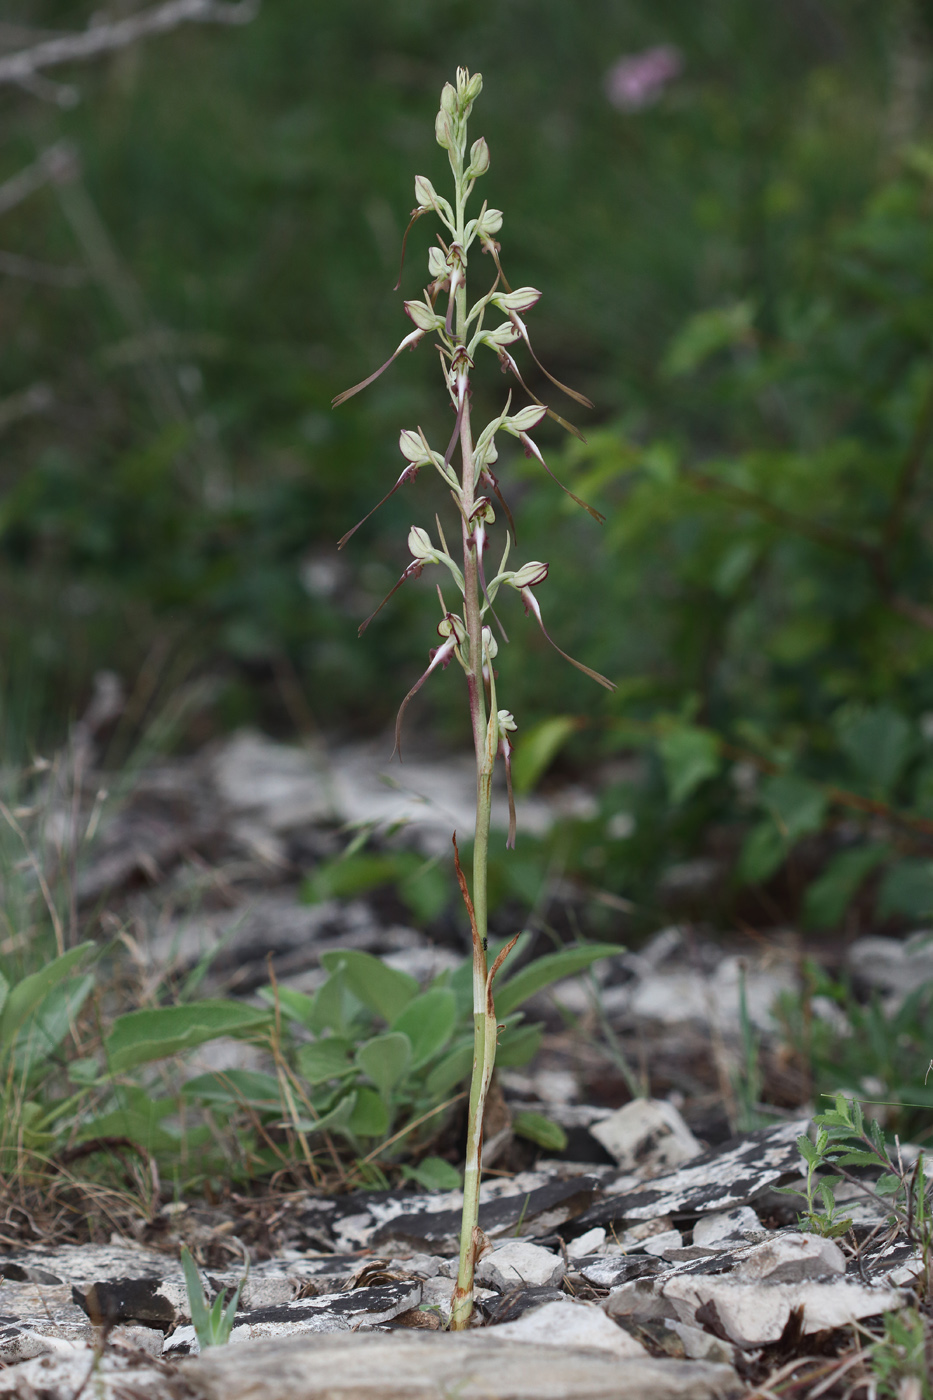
[180, 1244, 248, 1348]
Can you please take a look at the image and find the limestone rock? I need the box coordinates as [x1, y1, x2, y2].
[692, 1207, 764, 1249]
[489, 1298, 649, 1357]
[589, 1099, 701, 1175]
[475, 1241, 564, 1290]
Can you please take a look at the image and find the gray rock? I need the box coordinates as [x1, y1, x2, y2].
[692, 1208, 764, 1249]
[589, 1099, 702, 1175]
[575, 1119, 809, 1230]
[184, 1331, 743, 1400]
[163, 1282, 423, 1355]
[489, 1298, 649, 1357]
[659, 1274, 906, 1347]
[732, 1232, 846, 1283]
[575, 1256, 666, 1289]
[475, 1242, 565, 1290]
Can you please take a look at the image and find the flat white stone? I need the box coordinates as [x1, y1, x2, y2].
[186, 1330, 744, 1400]
[475, 1241, 565, 1290]
[660, 1275, 905, 1347]
[643, 1230, 684, 1258]
[589, 1099, 701, 1175]
[567, 1227, 607, 1259]
[733, 1232, 845, 1283]
[692, 1208, 763, 1248]
[490, 1298, 649, 1357]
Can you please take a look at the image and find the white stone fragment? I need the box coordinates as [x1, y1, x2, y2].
[643, 1230, 683, 1258]
[733, 1232, 845, 1283]
[589, 1099, 702, 1175]
[567, 1228, 607, 1259]
[660, 1275, 905, 1348]
[475, 1241, 565, 1290]
[491, 1299, 649, 1357]
[693, 1208, 763, 1249]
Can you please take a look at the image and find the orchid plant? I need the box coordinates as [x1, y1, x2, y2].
[333, 67, 613, 1330]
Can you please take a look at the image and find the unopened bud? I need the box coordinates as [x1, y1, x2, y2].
[457, 68, 483, 112]
[427, 246, 447, 280]
[408, 526, 437, 561]
[505, 405, 547, 433]
[466, 137, 490, 178]
[482, 626, 498, 660]
[404, 299, 443, 332]
[399, 429, 428, 463]
[435, 108, 456, 151]
[477, 207, 503, 238]
[480, 323, 521, 348]
[440, 82, 458, 116]
[493, 287, 542, 315]
[509, 560, 549, 589]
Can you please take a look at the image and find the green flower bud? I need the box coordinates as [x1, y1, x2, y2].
[492, 287, 542, 315]
[435, 108, 456, 151]
[482, 626, 498, 661]
[440, 82, 458, 116]
[399, 429, 429, 463]
[479, 323, 521, 348]
[509, 560, 549, 589]
[457, 68, 483, 114]
[427, 247, 447, 281]
[466, 137, 490, 179]
[404, 299, 444, 332]
[477, 207, 503, 237]
[408, 525, 437, 561]
[504, 405, 547, 433]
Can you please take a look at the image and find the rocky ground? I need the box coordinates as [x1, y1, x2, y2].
[1, 715, 931, 1397]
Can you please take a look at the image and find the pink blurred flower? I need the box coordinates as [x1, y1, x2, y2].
[604, 45, 683, 112]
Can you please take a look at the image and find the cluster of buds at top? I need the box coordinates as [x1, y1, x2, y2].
[334, 67, 614, 844]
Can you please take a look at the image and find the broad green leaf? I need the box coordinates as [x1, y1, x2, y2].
[296, 1037, 355, 1084]
[495, 1021, 543, 1068]
[736, 820, 786, 885]
[400, 1156, 461, 1191]
[78, 1087, 183, 1154]
[512, 1110, 568, 1153]
[837, 703, 914, 796]
[761, 774, 827, 844]
[319, 950, 418, 1023]
[495, 944, 617, 1018]
[512, 716, 578, 795]
[289, 1091, 357, 1137]
[425, 1038, 473, 1099]
[803, 844, 888, 929]
[13, 975, 94, 1079]
[356, 1032, 411, 1098]
[662, 299, 756, 377]
[397, 857, 449, 925]
[105, 1000, 273, 1073]
[258, 985, 317, 1030]
[878, 860, 933, 920]
[182, 1068, 282, 1107]
[391, 989, 456, 1068]
[0, 943, 96, 1050]
[309, 967, 360, 1037]
[657, 725, 721, 805]
[301, 852, 404, 904]
[348, 1085, 389, 1138]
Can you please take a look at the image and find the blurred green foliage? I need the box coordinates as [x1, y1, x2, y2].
[4, 1, 933, 928]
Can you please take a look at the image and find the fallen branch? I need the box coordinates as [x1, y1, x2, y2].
[0, 0, 257, 89]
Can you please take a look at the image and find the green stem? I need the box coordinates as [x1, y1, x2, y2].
[450, 165, 497, 1332]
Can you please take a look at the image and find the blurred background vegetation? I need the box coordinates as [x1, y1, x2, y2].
[5, 0, 933, 937]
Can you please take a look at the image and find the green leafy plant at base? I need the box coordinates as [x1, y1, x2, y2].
[782, 1094, 933, 1294]
[865, 1309, 933, 1400]
[331, 68, 616, 1327]
[180, 1244, 248, 1349]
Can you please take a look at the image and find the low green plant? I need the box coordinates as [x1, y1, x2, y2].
[180, 1244, 248, 1349]
[783, 1094, 933, 1293]
[865, 1309, 933, 1400]
[332, 68, 615, 1326]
